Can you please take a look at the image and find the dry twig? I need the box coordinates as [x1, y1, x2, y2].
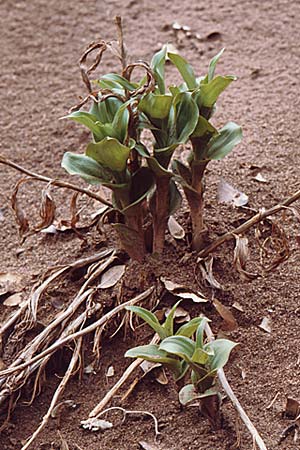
[0, 155, 113, 207]
[199, 188, 300, 258]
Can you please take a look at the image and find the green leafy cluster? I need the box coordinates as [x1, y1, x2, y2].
[62, 46, 242, 256]
[125, 302, 237, 405]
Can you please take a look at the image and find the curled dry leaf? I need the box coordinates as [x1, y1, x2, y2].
[35, 184, 56, 231]
[218, 179, 248, 207]
[258, 220, 290, 272]
[3, 292, 23, 307]
[81, 417, 113, 432]
[168, 216, 185, 240]
[161, 277, 207, 303]
[197, 256, 223, 290]
[84, 364, 96, 375]
[213, 298, 237, 331]
[51, 400, 77, 418]
[259, 317, 272, 333]
[233, 235, 258, 280]
[97, 265, 126, 289]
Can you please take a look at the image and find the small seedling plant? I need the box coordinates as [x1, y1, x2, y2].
[62, 41, 242, 259]
[125, 302, 237, 428]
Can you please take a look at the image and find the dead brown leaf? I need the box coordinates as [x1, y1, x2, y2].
[35, 184, 56, 231]
[197, 256, 223, 290]
[233, 235, 258, 280]
[0, 272, 23, 296]
[11, 178, 30, 239]
[97, 265, 126, 289]
[213, 298, 237, 331]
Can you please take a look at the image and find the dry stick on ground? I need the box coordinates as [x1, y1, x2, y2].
[199, 188, 300, 258]
[0, 287, 154, 378]
[21, 337, 83, 450]
[0, 155, 113, 207]
[89, 333, 160, 417]
[205, 323, 267, 450]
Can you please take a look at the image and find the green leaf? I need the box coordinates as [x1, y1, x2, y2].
[99, 73, 137, 91]
[168, 53, 197, 90]
[151, 46, 167, 94]
[168, 92, 198, 144]
[125, 344, 181, 372]
[159, 335, 195, 361]
[190, 115, 217, 139]
[61, 152, 112, 185]
[126, 306, 167, 340]
[204, 339, 238, 371]
[112, 102, 130, 142]
[179, 384, 218, 406]
[86, 137, 131, 172]
[195, 317, 209, 349]
[176, 317, 205, 338]
[91, 97, 123, 123]
[207, 48, 225, 82]
[139, 93, 172, 120]
[206, 122, 242, 160]
[191, 347, 211, 365]
[197, 75, 236, 108]
[153, 143, 179, 168]
[63, 111, 105, 141]
[163, 300, 182, 337]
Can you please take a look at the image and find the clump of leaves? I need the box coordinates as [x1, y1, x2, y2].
[125, 302, 237, 428]
[62, 36, 242, 260]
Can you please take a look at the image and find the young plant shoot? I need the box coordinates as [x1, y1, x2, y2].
[125, 302, 237, 429]
[62, 42, 242, 259]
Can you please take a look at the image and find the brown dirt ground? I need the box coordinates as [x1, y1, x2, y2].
[0, 0, 300, 449]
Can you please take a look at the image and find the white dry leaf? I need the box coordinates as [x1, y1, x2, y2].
[80, 417, 113, 432]
[161, 277, 207, 303]
[97, 265, 126, 289]
[40, 224, 58, 234]
[84, 364, 96, 375]
[139, 441, 161, 450]
[0, 272, 22, 285]
[166, 43, 179, 54]
[106, 365, 115, 378]
[232, 302, 244, 312]
[168, 216, 185, 240]
[90, 206, 109, 220]
[259, 317, 272, 333]
[218, 179, 248, 207]
[253, 172, 268, 183]
[3, 293, 23, 307]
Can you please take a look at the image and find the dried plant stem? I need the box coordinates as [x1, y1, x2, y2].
[115, 16, 127, 70]
[152, 177, 170, 254]
[0, 287, 154, 378]
[0, 155, 113, 207]
[205, 323, 267, 450]
[21, 338, 82, 450]
[199, 187, 300, 258]
[89, 334, 159, 417]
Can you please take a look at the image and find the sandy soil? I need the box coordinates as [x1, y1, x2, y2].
[0, 0, 299, 449]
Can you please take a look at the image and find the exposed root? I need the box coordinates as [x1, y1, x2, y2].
[96, 406, 161, 438]
[88, 334, 159, 418]
[21, 338, 83, 450]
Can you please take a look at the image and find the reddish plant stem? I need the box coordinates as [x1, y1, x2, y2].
[152, 176, 170, 254]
